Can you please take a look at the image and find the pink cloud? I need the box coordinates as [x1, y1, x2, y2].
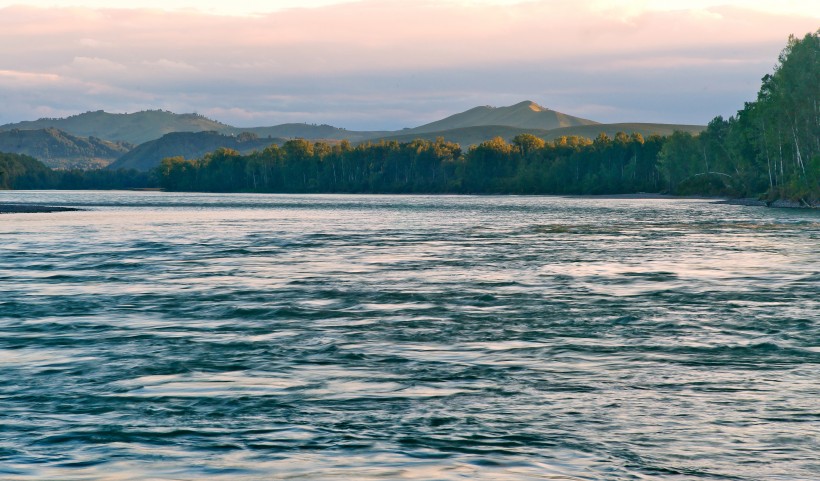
[2, 2, 813, 72]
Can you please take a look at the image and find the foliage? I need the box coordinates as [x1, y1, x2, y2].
[0, 152, 56, 189]
[659, 30, 819, 201]
[153, 134, 666, 195]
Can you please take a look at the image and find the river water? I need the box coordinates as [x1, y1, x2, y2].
[1, 191, 818, 480]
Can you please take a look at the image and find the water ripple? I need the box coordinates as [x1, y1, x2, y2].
[1, 192, 819, 480]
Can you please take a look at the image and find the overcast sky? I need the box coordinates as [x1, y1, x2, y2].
[0, 0, 817, 129]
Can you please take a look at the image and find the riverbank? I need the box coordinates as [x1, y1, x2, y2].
[0, 204, 82, 214]
[1, 193, 817, 211]
[715, 198, 819, 209]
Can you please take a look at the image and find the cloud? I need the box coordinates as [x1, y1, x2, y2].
[0, 1, 816, 129]
[0, 69, 62, 85]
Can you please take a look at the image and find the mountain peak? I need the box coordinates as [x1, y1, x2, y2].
[407, 101, 598, 134]
[511, 100, 547, 112]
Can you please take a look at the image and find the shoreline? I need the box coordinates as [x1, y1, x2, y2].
[1, 193, 817, 211]
[0, 204, 83, 214]
[714, 198, 819, 209]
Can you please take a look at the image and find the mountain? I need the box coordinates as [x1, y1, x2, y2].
[0, 110, 232, 145]
[0, 101, 599, 147]
[0, 128, 132, 169]
[0, 110, 389, 145]
[403, 101, 598, 135]
[108, 131, 283, 171]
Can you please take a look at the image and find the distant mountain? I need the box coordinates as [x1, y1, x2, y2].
[0, 110, 388, 145]
[403, 101, 598, 135]
[243, 123, 387, 142]
[0, 110, 232, 145]
[0, 101, 600, 146]
[108, 131, 283, 171]
[0, 128, 131, 169]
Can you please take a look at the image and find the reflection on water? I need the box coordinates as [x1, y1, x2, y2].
[1, 191, 819, 480]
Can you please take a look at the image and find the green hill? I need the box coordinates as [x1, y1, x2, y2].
[108, 131, 283, 171]
[0, 128, 131, 169]
[0, 152, 55, 189]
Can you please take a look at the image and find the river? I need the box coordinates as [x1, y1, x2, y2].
[1, 191, 818, 480]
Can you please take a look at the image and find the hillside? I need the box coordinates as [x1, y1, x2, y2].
[404, 101, 598, 135]
[372, 122, 705, 146]
[0, 128, 131, 169]
[243, 123, 386, 142]
[0, 152, 54, 189]
[542, 123, 705, 141]
[108, 131, 283, 171]
[373, 125, 550, 146]
[1, 110, 232, 145]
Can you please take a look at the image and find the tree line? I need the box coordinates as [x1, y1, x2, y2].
[658, 30, 819, 203]
[0, 152, 152, 190]
[156, 132, 666, 195]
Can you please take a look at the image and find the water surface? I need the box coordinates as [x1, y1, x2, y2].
[1, 191, 819, 480]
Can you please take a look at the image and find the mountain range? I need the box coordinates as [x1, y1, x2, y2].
[2, 110, 231, 145]
[0, 101, 705, 171]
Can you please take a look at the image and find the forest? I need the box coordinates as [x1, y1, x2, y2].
[155, 133, 665, 195]
[1, 31, 817, 203]
[660, 31, 819, 202]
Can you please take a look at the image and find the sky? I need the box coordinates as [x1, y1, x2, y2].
[0, 0, 817, 130]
